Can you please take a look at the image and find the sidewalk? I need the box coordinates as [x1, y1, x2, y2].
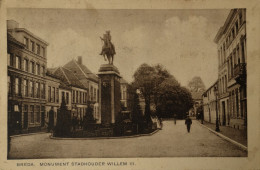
[198, 120, 247, 147]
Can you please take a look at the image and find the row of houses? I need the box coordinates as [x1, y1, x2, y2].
[7, 20, 130, 134]
[202, 9, 247, 130]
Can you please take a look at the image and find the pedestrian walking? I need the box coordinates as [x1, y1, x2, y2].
[185, 116, 192, 133]
[174, 113, 177, 125]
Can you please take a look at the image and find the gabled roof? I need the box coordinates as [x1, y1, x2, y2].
[63, 59, 99, 83]
[52, 66, 87, 90]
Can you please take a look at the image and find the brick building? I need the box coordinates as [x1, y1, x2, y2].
[7, 20, 48, 134]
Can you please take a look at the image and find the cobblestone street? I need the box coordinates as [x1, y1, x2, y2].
[9, 120, 247, 159]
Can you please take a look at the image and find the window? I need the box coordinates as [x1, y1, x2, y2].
[239, 12, 243, 26]
[36, 64, 40, 75]
[73, 90, 75, 103]
[42, 47, 45, 57]
[30, 61, 35, 74]
[41, 84, 45, 99]
[79, 92, 82, 103]
[90, 86, 93, 101]
[15, 77, 20, 95]
[52, 87, 55, 102]
[56, 88, 59, 103]
[24, 79, 28, 97]
[36, 106, 40, 123]
[30, 41, 35, 52]
[36, 44, 40, 55]
[241, 41, 245, 63]
[15, 56, 21, 69]
[237, 46, 240, 64]
[8, 53, 12, 66]
[232, 28, 235, 39]
[29, 81, 34, 97]
[24, 37, 29, 49]
[66, 92, 69, 104]
[30, 105, 34, 123]
[36, 82, 40, 98]
[41, 66, 45, 76]
[23, 105, 28, 126]
[24, 59, 29, 72]
[8, 76, 11, 94]
[94, 88, 97, 101]
[41, 106, 45, 124]
[62, 91, 65, 101]
[48, 86, 51, 102]
[76, 91, 78, 103]
[235, 21, 239, 34]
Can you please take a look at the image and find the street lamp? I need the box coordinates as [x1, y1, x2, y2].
[214, 85, 220, 132]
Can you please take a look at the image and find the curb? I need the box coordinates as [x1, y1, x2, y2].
[10, 131, 48, 138]
[196, 121, 248, 151]
[50, 129, 160, 140]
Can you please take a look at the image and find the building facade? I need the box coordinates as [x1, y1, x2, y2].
[45, 74, 60, 127]
[214, 9, 247, 129]
[62, 57, 100, 123]
[7, 20, 48, 134]
[202, 82, 218, 124]
[189, 91, 203, 117]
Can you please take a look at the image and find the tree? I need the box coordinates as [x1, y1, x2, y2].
[132, 63, 157, 122]
[83, 101, 96, 130]
[54, 96, 72, 137]
[187, 76, 206, 92]
[153, 64, 179, 115]
[157, 80, 193, 119]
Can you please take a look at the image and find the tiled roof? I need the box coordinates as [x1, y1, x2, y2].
[52, 67, 87, 90]
[77, 62, 99, 82]
[63, 59, 99, 83]
[61, 67, 87, 89]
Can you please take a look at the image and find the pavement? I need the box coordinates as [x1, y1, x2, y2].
[8, 120, 247, 159]
[199, 120, 247, 147]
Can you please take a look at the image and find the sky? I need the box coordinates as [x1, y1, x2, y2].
[7, 8, 230, 88]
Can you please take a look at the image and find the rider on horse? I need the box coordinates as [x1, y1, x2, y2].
[100, 31, 116, 64]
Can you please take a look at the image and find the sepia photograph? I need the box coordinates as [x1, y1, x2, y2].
[6, 8, 248, 158]
[1, 0, 260, 169]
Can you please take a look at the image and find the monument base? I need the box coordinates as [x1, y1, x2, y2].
[98, 64, 121, 127]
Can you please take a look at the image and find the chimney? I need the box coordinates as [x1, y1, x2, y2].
[78, 56, 82, 65]
[7, 20, 19, 30]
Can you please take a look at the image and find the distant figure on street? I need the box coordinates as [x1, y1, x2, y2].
[173, 113, 177, 125]
[185, 116, 192, 133]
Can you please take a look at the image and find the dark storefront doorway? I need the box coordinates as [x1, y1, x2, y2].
[222, 101, 226, 126]
[48, 110, 54, 131]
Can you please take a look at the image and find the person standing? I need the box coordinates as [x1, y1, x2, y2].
[174, 113, 177, 125]
[185, 116, 192, 133]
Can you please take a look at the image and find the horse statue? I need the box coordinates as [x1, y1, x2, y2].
[100, 31, 116, 65]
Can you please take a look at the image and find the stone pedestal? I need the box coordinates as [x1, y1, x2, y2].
[98, 64, 121, 126]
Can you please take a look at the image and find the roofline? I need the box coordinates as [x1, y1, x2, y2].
[59, 67, 71, 84]
[213, 9, 237, 44]
[73, 59, 99, 83]
[61, 66, 88, 90]
[203, 80, 218, 95]
[9, 28, 49, 45]
[7, 33, 26, 48]
[45, 74, 61, 82]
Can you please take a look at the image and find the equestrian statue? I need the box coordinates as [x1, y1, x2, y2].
[99, 31, 116, 65]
